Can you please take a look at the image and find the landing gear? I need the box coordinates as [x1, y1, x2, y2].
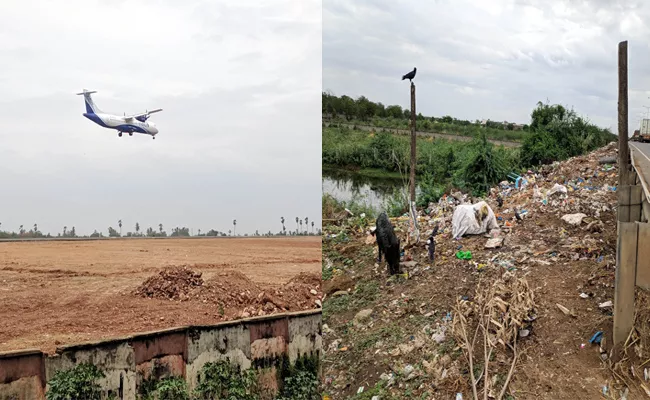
[118, 132, 122, 137]
[129, 132, 133, 136]
[152, 136, 156, 140]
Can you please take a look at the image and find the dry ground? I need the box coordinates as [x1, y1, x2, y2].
[321, 143, 634, 399]
[0, 237, 321, 354]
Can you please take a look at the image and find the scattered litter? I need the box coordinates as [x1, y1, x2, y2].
[456, 251, 472, 260]
[589, 331, 603, 345]
[599, 300, 613, 309]
[451, 201, 499, 238]
[485, 237, 504, 249]
[561, 213, 587, 226]
[556, 303, 576, 318]
[579, 293, 589, 299]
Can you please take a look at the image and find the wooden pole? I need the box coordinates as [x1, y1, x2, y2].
[409, 82, 416, 203]
[619, 40, 629, 186]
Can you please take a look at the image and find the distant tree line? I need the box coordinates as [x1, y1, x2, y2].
[0, 218, 322, 239]
[322, 92, 530, 135]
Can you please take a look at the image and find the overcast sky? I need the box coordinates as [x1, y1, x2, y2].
[0, 0, 321, 236]
[324, 0, 650, 134]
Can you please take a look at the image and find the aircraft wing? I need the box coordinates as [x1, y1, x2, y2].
[124, 108, 163, 122]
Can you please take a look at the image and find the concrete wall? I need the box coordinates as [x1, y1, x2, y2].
[0, 310, 321, 400]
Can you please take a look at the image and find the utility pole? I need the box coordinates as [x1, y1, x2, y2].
[409, 81, 420, 244]
[618, 40, 630, 186]
[409, 82, 416, 203]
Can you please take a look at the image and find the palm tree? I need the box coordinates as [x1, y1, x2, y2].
[33, 223, 38, 233]
[63, 226, 67, 236]
[311, 221, 315, 234]
[295, 217, 299, 234]
[159, 223, 163, 233]
[281, 217, 285, 234]
[198, 229, 201, 236]
[300, 220, 303, 235]
[305, 217, 309, 234]
[135, 222, 140, 235]
[118, 220, 123, 236]
[233, 220, 237, 236]
[19, 225, 24, 236]
[228, 229, 232, 236]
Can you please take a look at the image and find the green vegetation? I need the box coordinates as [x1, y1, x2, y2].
[46, 363, 105, 400]
[194, 360, 259, 400]
[323, 100, 616, 200]
[140, 377, 190, 400]
[323, 92, 529, 142]
[47, 359, 320, 400]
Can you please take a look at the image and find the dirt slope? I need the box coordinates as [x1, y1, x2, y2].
[322, 143, 633, 399]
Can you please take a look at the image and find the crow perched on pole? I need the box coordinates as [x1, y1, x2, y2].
[402, 67, 417, 82]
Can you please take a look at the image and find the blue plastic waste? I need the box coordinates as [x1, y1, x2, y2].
[589, 331, 604, 345]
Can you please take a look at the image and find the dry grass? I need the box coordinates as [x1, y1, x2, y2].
[452, 272, 536, 400]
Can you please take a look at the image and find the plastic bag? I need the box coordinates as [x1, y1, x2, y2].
[451, 201, 499, 239]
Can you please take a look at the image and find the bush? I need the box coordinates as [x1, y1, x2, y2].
[275, 370, 320, 400]
[47, 363, 104, 400]
[194, 360, 259, 400]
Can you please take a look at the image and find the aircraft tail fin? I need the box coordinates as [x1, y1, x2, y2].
[76, 89, 101, 114]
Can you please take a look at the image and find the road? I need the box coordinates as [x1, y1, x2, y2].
[629, 142, 650, 198]
[323, 121, 522, 148]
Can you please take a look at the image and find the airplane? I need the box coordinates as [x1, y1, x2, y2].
[76, 89, 162, 139]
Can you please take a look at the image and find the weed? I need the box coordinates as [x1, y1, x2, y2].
[194, 360, 259, 400]
[156, 377, 190, 400]
[46, 363, 104, 400]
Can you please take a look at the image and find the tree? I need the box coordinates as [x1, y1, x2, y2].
[118, 220, 122, 237]
[63, 226, 67, 237]
[299, 219, 303, 235]
[305, 217, 309, 234]
[70, 227, 76, 237]
[198, 229, 201, 236]
[33, 223, 38, 233]
[281, 217, 285, 234]
[311, 221, 315, 234]
[19, 225, 24, 235]
[233, 219, 237, 236]
[462, 131, 506, 195]
[108, 227, 119, 237]
[295, 217, 299, 235]
[386, 105, 403, 119]
[159, 223, 163, 233]
[228, 230, 232, 236]
[135, 222, 140, 236]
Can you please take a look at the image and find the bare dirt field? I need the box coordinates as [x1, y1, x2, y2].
[0, 237, 322, 354]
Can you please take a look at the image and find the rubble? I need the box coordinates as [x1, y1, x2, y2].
[322, 142, 620, 399]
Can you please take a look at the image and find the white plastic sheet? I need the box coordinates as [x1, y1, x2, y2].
[451, 201, 499, 239]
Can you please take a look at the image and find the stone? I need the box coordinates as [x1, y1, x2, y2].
[353, 309, 373, 326]
[310, 289, 318, 295]
[561, 213, 587, 226]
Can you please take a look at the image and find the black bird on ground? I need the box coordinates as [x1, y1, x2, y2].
[402, 67, 417, 82]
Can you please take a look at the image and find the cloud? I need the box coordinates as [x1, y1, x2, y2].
[0, 0, 322, 235]
[324, 0, 650, 133]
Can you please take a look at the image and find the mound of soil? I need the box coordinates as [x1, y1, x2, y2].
[134, 267, 322, 319]
[135, 266, 203, 300]
[287, 271, 322, 287]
